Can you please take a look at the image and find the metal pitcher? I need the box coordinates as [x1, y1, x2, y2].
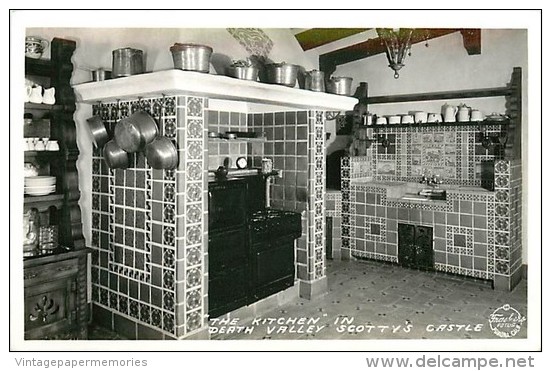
[304, 70, 325, 92]
[112, 48, 144, 78]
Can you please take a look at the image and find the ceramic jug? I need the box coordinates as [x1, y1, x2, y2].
[457, 104, 470, 122]
[364, 113, 375, 125]
[43, 87, 56, 105]
[29, 86, 43, 104]
[441, 103, 458, 123]
[415, 111, 428, 123]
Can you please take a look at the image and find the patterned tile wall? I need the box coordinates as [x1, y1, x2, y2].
[249, 111, 308, 212]
[249, 110, 326, 282]
[206, 110, 250, 170]
[91, 95, 207, 339]
[509, 160, 523, 277]
[325, 191, 342, 218]
[326, 191, 342, 260]
[342, 156, 521, 288]
[349, 183, 495, 280]
[351, 125, 504, 186]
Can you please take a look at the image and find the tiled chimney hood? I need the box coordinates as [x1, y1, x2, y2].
[74, 69, 358, 111]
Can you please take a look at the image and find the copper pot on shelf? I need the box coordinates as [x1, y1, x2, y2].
[112, 47, 144, 78]
[304, 70, 326, 92]
[263, 62, 300, 87]
[326, 76, 353, 96]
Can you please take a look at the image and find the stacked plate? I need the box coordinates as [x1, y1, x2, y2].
[25, 176, 56, 196]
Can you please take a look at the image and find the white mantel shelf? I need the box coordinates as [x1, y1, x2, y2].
[73, 70, 358, 112]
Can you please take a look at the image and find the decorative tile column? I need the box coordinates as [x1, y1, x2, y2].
[493, 159, 523, 291]
[340, 155, 352, 260]
[174, 96, 208, 338]
[299, 110, 328, 299]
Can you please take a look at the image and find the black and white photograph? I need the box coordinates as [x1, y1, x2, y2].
[8, 8, 542, 366]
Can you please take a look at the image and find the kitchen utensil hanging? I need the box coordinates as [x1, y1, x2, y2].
[143, 96, 178, 170]
[103, 139, 129, 169]
[86, 114, 110, 149]
[114, 101, 158, 153]
[145, 136, 178, 169]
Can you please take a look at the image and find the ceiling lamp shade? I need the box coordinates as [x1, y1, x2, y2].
[376, 28, 414, 79]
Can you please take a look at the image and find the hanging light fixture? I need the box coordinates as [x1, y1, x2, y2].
[376, 28, 414, 79]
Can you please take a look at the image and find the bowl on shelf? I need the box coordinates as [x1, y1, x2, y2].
[263, 62, 300, 87]
[25, 36, 49, 59]
[226, 60, 259, 81]
[25, 176, 56, 187]
[387, 115, 401, 125]
[25, 184, 56, 196]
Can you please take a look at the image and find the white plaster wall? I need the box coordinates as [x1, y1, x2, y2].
[25, 27, 313, 247]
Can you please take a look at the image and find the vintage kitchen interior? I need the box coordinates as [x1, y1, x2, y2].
[15, 17, 537, 346]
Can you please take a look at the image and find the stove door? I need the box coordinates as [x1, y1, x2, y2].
[252, 237, 295, 300]
[208, 179, 247, 232]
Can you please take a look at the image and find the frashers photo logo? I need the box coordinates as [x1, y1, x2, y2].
[488, 304, 526, 338]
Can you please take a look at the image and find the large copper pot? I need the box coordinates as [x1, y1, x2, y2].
[114, 111, 158, 153]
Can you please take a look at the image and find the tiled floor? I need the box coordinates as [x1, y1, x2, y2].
[89, 259, 527, 340]
[210, 259, 527, 340]
[88, 323, 128, 340]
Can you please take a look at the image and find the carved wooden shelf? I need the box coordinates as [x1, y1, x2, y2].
[25, 57, 52, 77]
[23, 37, 87, 341]
[24, 193, 64, 212]
[24, 151, 61, 160]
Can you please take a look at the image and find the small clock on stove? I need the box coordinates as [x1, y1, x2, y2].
[236, 157, 248, 169]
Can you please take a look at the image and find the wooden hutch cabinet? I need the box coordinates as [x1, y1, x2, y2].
[23, 37, 89, 340]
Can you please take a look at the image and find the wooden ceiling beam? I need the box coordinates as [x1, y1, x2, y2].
[460, 29, 482, 55]
[294, 28, 371, 51]
[319, 28, 465, 77]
